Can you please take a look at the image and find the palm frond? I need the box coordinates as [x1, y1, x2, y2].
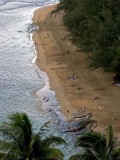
[41, 136, 66, 148]
[70, 124, 120, 160]
[39, 148, 64, 160]
[0, 152, 6, 159]
[112, 147, 120, 160]
[0, 112, 65, 160]
[75, 131, 106, 149]
[106, 124, 114, 149]
[69, 154, 85, 160]
[28, 134, 41, 157]
[85, 148, 99, 160]
[10, 113, 32, 136]
[0, 140, 14, 151]
[0, 122, 17, 140]
[69, 149, 99, 160]
[104, 125, 114, 160]
[9, 112, 32, 147]
[75, 131, 108, 159]
[0, 150, 18, 160]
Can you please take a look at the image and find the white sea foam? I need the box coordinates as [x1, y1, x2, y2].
[0, 1, 80, 158]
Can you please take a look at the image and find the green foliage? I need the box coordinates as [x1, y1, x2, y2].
[53, 0, 120, 71]
[69, 125, 120, 160]
[0, 112, 66, 160]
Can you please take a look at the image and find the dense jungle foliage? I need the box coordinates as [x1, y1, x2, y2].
[53, 0, 120, 71]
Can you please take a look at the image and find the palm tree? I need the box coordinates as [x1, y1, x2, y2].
[69, 125, 120, 160]
[0, 112, 66, 160]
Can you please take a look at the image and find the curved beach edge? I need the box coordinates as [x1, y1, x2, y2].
[32, 5, 120, 138]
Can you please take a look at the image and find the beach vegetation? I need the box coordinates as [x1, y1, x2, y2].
[0, 112, 66, 160]
[53, 0, 120, 71]
[69, 125, 120, 160]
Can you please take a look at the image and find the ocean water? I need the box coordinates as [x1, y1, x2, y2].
[0, 0, 81, 158]
[0, 0, 60, 123]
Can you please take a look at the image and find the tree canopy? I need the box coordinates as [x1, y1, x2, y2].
[53, 0, 120, 71]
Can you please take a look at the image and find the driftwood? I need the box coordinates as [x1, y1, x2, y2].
[73, 112, 92, 120]
[62, 119, 95, 133]
[62, 126, 86, 133]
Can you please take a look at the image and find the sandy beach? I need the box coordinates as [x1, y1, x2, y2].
[32, 5, 120, 137]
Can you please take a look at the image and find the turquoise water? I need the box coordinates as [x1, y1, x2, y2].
[0, 0, 81, 158]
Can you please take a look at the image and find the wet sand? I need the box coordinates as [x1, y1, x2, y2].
[32, 5, 120, 137]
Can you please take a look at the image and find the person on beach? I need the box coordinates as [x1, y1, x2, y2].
[112, 73, 120, 84]
[112, 64, 120, 84]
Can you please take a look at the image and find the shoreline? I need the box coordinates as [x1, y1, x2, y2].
[32, 5, 77, 121]
[32, 5, 120, 137]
